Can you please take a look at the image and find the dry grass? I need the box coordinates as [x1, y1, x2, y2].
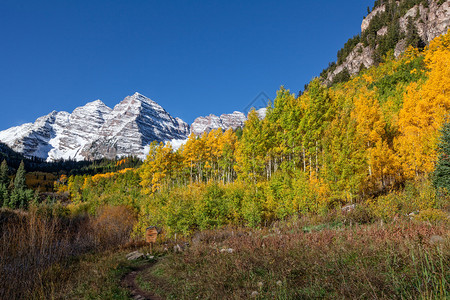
[0, 205, 136, 299]
[140, 220, 449, 299]
[1, 205, 448, 299]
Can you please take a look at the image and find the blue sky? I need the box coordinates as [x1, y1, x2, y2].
[0, 0, 374, 131]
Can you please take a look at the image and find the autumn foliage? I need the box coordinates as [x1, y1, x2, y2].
[59, 31, 450, 235]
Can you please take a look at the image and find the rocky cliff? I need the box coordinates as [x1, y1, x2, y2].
[323, 0, 449, 85]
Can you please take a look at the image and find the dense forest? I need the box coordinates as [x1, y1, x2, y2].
[0, 155, 142, 209]
[0, 142, 142, 175]
[36, 31, 450, 236]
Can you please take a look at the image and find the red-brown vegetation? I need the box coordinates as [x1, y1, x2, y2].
[0, 205, 136, 299]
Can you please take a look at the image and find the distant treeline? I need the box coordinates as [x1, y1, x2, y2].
[0, 142, 142, 175]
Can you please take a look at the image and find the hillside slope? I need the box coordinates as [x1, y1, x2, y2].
[321, 0, 449, 85]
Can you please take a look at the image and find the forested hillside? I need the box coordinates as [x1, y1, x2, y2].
[53, 31, 450, 236]
[321, 0, 449, 85]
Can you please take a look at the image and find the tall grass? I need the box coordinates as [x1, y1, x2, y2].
[141, 220, 449, 299]
[0, 205, 136, 299]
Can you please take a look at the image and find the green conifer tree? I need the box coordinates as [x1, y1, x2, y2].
[432, 121, 450, 191]
[8, 189, 19, 209]
[0, 183, 7, 207]
[0, 159, 8, 186]
[14, 161, 26, 191]
[0, 160, 9, 207]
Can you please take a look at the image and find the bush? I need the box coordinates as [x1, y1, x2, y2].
[344, 204, 376, 225]
[197, 183, 230, 229]
[92, 205, 137, 249]
[369, 179, 439, 220]
[0, 205, 138, 299]
[415, 208, 449, 224]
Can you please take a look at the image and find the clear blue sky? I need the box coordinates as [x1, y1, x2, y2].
[0, 0, 374, 131]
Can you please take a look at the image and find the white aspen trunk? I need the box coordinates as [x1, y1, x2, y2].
[303, 147, 306, 172]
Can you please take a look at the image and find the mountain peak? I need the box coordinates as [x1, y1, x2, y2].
[191, 110, 249, 136]
[0, 93, 189, 161]
[132, 92, 144, 97]
[131, 92, 149, 101]
[87, 99, 107, 106]
[119, 92, 157, 108]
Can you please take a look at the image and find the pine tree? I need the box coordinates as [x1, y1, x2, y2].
[14, 161, 27, 191]
[432, 121, 450, 191]
[6, 160, 31, 209]
[406, 17, 424, 49]
[0, 183, 8, 207]
[0, 159, 8, 186]
[0, 159, 9, 208]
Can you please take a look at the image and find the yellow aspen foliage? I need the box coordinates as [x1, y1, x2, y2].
[204, 129, 223, 176]
[235, 109, 267, 182]
[182, 133, 200, 180]
[55, 174, 69, 193]
[220, 128, 237, 152]
[352, 88, 385, 147]
[218, 128, 238, 182]
[351, 87, 399, 190]
[396, 30, 450, 178]
[140, 141, 179, 194]
[369, 139, 400, 189]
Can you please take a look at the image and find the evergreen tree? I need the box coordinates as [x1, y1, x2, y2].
[0, 183, 8, 207]
[0, 160, 9, 208]
[7, 160, 34, 209]
[8, 189, 18, 209]
[0, 159, 8, 186]
[14, 161, 26, 191]
[432, 121, 450, 191]
[331, 69, 351, 85]
[406, 17, 424, 49]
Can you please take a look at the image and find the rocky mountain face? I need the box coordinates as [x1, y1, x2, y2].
[80, 93, 189, 160]
[395, 0, 450, 53]
[190, 111, 246, 136]
[324, 0, 449, 85]
[190, 108, 267, 136]
[0, 93, 189, 161]
[0, 92, 261, 161]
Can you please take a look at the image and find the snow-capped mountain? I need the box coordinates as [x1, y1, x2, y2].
[0, 93, 189, 161]
[48, 100, 112, 161]
[190, 108, 267, 136]
[0, 92, 266, 161]
[0, 111, 70, 159]
[190, 112, 246, 136]
[79, 93, 189, 160]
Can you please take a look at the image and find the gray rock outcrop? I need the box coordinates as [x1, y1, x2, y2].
[326, 0, 450, 85]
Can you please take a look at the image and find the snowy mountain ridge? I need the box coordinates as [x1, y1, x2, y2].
[0, 93, 190, 161]
[0, 93, 261, 161]
[190, 108, 267, 136]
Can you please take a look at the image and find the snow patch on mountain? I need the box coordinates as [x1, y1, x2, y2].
[0, 93, 189, 161]
[190, 108, 267, 136]
[0, 92, 268, 161]
[190, 111, 247, 136]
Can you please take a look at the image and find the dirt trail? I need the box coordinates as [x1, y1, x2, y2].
[121, 263, 163, 300]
